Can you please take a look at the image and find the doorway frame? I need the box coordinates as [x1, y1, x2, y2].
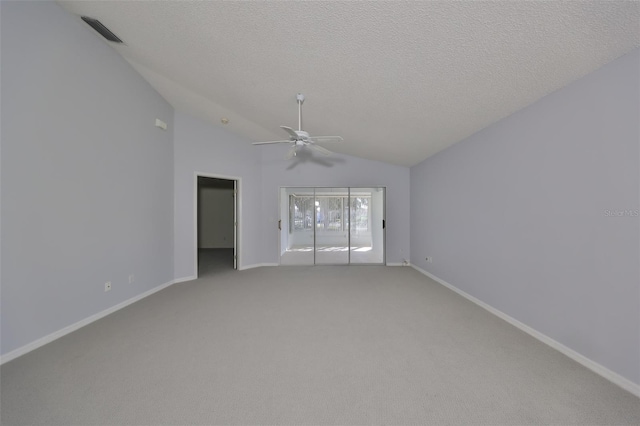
[278, 186, 386, 266]
[194, 172, 241, 277]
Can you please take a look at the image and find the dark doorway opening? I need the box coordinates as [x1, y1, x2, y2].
[197, 176, 236, 276]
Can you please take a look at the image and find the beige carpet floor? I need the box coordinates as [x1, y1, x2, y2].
[1, 262, 639, 425]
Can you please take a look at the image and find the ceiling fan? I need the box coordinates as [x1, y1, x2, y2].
[253, 93, 343, 159]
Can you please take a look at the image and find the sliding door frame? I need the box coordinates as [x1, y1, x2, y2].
[279, 186, 386, 266]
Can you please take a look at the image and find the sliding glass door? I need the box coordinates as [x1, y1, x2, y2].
[350, 188, 385, 264]
[280, 187, 314, 265]
[279, 187, 385, 265]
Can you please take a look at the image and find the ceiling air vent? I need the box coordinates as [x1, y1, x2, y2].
[81, 16, 123, 43]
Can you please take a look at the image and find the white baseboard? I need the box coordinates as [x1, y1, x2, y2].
[1, 277, 184, 365]
[239, 263, 278, 271]
[174, 275, 197, 284]
[410, 264, 640, 398]
[387, 262, 411, 266]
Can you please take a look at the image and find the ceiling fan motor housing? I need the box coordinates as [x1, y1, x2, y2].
[295, 130, 310, 141]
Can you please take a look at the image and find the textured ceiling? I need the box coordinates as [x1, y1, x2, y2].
[58, 1, 639, 167]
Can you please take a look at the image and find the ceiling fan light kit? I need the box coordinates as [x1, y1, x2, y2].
[253, 94, 343, 159]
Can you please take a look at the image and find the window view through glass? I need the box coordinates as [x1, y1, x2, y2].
[351, 196, 369, 234]
[291, 196, 314, 232]
[291, 196, 369, 233]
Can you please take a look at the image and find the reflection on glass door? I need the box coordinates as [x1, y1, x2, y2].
[279, 187, 385, 265]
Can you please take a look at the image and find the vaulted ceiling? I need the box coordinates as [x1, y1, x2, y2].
[58, 1, 639, 166]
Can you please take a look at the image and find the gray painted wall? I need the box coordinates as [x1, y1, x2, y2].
[260, 146, 411, 264]
[1, 1, 174, 355]
[410, 49, 640, 385]
[173, 111, 263, 276]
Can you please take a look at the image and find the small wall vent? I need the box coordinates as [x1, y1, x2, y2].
[81, 16, 123, 43]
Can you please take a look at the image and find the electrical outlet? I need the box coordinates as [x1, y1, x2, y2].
[425, 257, 433, 263]
[129, 274, 135, 284]
[104, 281, 112, 292]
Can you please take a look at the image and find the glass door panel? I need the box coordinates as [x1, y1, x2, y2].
[280, 187, 315, 265]
[350, 188, 385, 264]
[314, 187, 349, 264]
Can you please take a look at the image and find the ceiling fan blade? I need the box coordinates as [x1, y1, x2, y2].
[307, 136, 344, 143]
[285, 146, 297, 160]
[252, 140, 291, 145]
[280, 126, 299, 139]
[307, 143, 332, 156]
